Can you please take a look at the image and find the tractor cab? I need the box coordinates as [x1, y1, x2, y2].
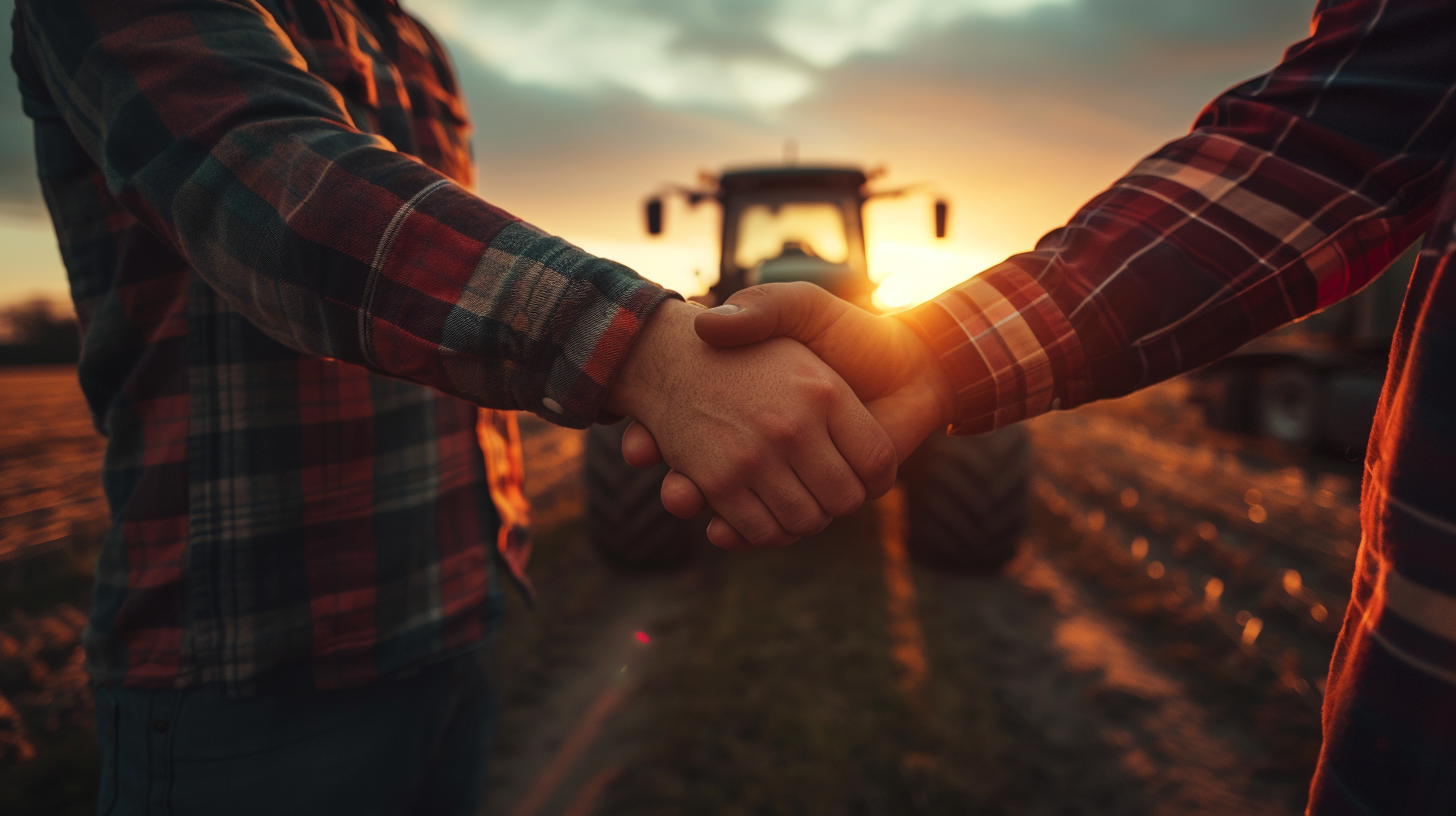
[716, 166, 870, 306]
[645, 164, 946, 310]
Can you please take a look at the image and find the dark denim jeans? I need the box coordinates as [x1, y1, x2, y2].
[92, 647, 497, 816]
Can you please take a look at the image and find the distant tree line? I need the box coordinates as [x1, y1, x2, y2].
[0, 299, 80, 365]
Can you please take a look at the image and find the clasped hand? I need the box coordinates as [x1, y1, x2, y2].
[603, 297, 897, 549]
[606, 284, 956, 550]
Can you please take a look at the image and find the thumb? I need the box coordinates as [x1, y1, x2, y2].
[695, 281, 843, 348]
[620, 419, 664, 468]
[866, 391, 943, 466]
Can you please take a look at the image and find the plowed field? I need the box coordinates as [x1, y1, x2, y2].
[0, 368, 1359, 815]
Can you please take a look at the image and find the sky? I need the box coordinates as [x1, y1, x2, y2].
[0, 0, 1315, 309]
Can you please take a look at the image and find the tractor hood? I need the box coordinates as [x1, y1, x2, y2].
[753, 254, 866, 301]
[718, 166, 868, 198]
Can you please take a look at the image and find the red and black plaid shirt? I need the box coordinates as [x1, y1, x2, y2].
[902, 0, 1456, 810]
[11, 0, 672, 694]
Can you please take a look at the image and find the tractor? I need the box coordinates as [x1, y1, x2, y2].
[1190, 242, 1419, 454]
[584, 164, 1029, 571]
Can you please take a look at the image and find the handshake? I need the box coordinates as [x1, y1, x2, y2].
[601, 281, 957, 551]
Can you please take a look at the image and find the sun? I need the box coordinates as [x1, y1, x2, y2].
[863, 196, 999, 311]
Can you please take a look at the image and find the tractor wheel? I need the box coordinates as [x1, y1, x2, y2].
[583, 422, 697, 569]
[1200, 365, 1259, 434]
[1257, 364, 1323, 447]
[900, 426, 1030, 572]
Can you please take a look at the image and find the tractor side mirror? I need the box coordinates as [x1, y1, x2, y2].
[646, 197, 664, 236]
[934, 199, 949, 239]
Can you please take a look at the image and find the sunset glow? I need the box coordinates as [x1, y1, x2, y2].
[869, 242, 999, 311]
[0, 0, 1312, 318]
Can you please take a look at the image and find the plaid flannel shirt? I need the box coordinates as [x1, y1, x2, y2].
[11, 0, 672, 693]
[901, 0, 1456, 811]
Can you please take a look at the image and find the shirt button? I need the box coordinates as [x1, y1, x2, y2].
[153, 719, 169, 733]
[542, 397, 563, 414]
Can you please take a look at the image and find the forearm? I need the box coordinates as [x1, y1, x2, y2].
[176, 124, 673, 424]
[901, 0, 1454, 434]
[15, 0, 673, 426]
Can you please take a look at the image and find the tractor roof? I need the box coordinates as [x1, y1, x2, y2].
[717, 165, 867, 196]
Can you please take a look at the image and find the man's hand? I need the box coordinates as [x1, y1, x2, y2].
[603, 298, 898, 550]
[622, 283, 957, 549]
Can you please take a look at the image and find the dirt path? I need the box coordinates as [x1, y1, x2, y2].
[1010, 553, 1289, 815]
[0, 375, 1345, 814]
[488, 392, 1333, 814]
[484, 569, 696, 816]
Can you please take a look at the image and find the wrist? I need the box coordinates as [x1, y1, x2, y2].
[900, 324, 957, 432]
[602, 298, 697, 421]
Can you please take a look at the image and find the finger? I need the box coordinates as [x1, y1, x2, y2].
[748, 465, 833, 537]
[787, 424, 866, 518]
[706, 515, 756, 551]
[866, 391, 942, 465]
[825, 386, 898, 500]
[621, 420, 664, 468]
[695, 282, 845, 348]
[705, 485, 800, 549]
[706, 515, 801, 551]
[660, 469, 706, 518]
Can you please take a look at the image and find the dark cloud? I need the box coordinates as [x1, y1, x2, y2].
[441, 0, 1316, 160]
[832, 0, 1314, 119]
[0, 0, 1320, 233]
[1077, 0, 1312, 44]
[0, 0, 44, 218]
[452, 47, 785, 238]
[445, 0, 1315, 237]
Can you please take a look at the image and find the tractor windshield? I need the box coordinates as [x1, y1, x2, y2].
[733, 202, 850, 270]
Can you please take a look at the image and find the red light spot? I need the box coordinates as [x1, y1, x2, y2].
[634, 630, 651, 644]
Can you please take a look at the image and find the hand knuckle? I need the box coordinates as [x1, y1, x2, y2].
[696, 472, 732, 497]
[804, 373, 837, 401]
[734, 287, 767, 305]
[831, 483, 866, 517]
[730, 448, 768, 475]
[764, 414, 802, 445]
[865, 439, 896, 480]
[747, 527, 780, 548]
[788, 507, 828, 536]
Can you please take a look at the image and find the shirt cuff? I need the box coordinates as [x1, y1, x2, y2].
[429, 220, 679, 429]
[895, 261, 1083, 435]
[511, 235, 681, 429]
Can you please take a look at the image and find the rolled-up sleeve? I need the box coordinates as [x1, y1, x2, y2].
[899, 0, 1455, 435]
[15, 0, 674, 427]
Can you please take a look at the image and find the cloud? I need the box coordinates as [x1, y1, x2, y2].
[767, 0, 1074, 68]
[407, 0, 1311, 117]
[0, 0, 1318, 251]
[391, 0, 1317, 266]
[0, 0, 45, 218]
[410, 0, 1084, 110]
[411, 0, 813, 110]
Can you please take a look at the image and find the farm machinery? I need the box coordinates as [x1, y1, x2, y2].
[1190, 242, 1419, 454]
[584, 164, 1029, 571]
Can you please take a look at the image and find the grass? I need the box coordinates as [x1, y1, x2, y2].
[0, 543, 101, 816]
[0, 728, 99, 816]
[602, 507, 1009, 816]
[0, 542, 99, 621]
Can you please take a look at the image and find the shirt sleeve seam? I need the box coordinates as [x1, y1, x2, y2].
[358, 177, 453, 367]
